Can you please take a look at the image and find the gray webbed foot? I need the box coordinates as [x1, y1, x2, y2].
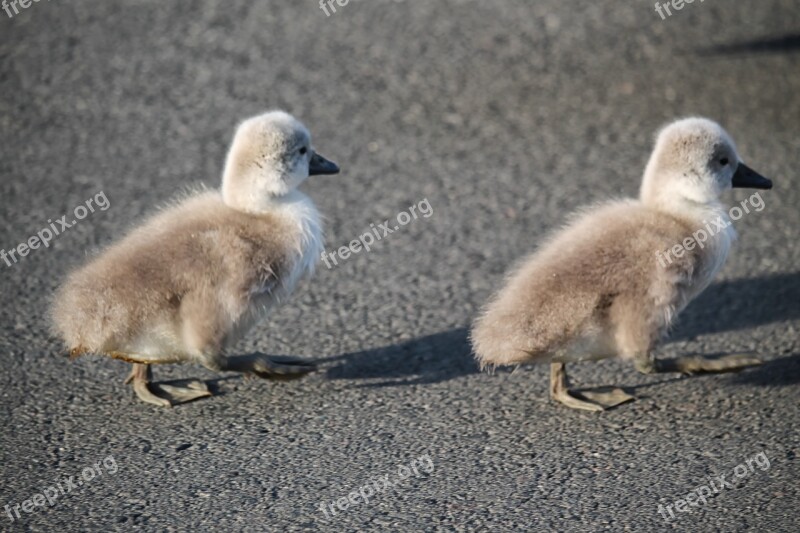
[654, 353, 761, 375]
[221, 353, 316, 380]
[125, 363, 212, 407]
[550, 362, 635, 412]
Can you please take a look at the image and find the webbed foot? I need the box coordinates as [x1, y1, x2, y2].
[221, 353, 316, 380]
[550, 362, 635, 412]
[124, 364, 211, 407]
[654, 353, 761, 375]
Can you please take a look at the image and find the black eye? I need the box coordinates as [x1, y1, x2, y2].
[299, 147, 308, 155]
[719, 157, 729, 166]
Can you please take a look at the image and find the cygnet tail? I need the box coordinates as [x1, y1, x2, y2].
[470, 313, 544, 370]
[50, 278, 129, 356]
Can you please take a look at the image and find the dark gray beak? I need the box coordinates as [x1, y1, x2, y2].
[732, 162, 772, 190]
[309, 151, 340, 176]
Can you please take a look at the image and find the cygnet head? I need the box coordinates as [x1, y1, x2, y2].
[222, 111, 339, 213]
[640, 117, 771, 210]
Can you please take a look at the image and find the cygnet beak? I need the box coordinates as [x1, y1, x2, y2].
[309, 151, 340, 176]
[732, 162, 772, 190]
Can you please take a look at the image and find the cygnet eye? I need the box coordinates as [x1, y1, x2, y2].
[719, 157, 729, 166]
[299, 147, 308, 155]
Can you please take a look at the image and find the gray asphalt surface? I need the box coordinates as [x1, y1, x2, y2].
[1, 1, 799, 531]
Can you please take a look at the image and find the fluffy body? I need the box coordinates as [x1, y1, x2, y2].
[51, 189, 322, 370]
[471, 199, 733, 367]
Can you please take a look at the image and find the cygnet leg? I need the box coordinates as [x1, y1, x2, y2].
[550, 362, 634, 412]
[216, 353, 316, 380]
[635, 353, 761, 375]
[124, 363, 211, 407]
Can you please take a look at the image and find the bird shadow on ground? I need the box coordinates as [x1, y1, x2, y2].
[669, 271, 800, 340]
[319, 273, 799, 389]
[695, 33, 800, 56]
[320, 327, 479, 387]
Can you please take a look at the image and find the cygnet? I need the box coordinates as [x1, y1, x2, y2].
[51, 111, 340, 406]
[471, 117, 772, 411]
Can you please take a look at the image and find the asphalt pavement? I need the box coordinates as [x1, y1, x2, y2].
[1, 0, 798, 531]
